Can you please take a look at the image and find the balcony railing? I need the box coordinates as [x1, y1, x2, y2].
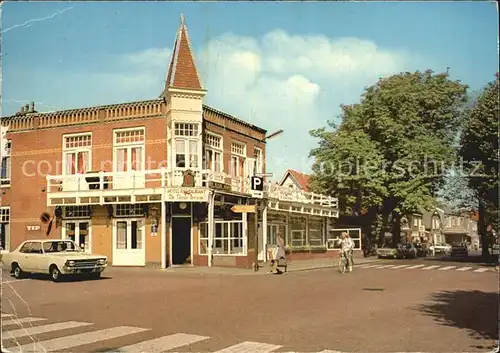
[265, 183, 338, 208]
[46, 169, 338, 211]
[46, 169, 252, 194]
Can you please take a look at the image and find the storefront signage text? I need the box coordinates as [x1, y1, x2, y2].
[208, 181, 232, 192]
[165, 188, 208, 202]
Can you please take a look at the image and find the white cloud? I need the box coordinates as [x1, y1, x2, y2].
[4, 29, 421, 179]
[194, 30, 414, 178]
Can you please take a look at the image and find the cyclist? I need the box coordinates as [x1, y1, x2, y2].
[338, 232, 355, 272]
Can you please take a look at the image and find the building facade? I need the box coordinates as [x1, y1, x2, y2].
[0, 16, 339, 269]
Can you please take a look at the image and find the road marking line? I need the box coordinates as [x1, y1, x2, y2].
[456, 267, 472, 271]
[3, 321, 93, 340]
[1, 279, 30, 284]
[375, 265, 395, 269]
[110, 333, 210, 352]
[1, 317, 47, 327]
[473, 268, 489, 273]
[359, 265, 380, 268]
[214, 341, 282, 353]
[391, 265, 411, 269]
[422, 265, 440, 270]
[8, 326, 149, 353]
[1, 313, 14, 318]
[438, 266, 456, 271]
[405, 265, 425, 269]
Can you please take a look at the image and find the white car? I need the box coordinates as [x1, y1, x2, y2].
[2, 239, 107, 282]
[430, 243, 451, 254]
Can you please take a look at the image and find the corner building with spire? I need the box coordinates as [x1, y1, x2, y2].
[0, 15, 339, 269]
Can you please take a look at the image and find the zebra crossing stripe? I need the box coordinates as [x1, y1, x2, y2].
[473, 268, 489, 273]
[438, 266, 456, 271]
[1, 317, 47, 327]
[391, 264, 410, 269]
[376, 265, 395, 269]
[456, 267, 472, 271]
[2, 321, 93, 340]
[1, 313, 14, 318]
[422, 265, 440, 270]
[214, 341, 282, 353]
[405, 265, 425, 269]
[360, 265, 380, 268]
[110, 333, 210, 352]
[8, 326, 149, 353]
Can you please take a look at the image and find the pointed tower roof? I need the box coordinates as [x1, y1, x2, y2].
[164, 14, 204, 92]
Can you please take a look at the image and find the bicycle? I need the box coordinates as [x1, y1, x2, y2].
[337, 250, 353, 274]
[338, 251, 347, 273]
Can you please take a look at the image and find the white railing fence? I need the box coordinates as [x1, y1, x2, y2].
[46, 169, 338, 211]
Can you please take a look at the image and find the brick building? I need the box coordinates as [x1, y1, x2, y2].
[0, 15, 339, 268]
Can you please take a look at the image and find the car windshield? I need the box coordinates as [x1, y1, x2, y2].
[42, 240, 81, 253]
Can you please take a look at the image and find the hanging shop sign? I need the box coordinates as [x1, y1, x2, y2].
[208, 181, 232, 192]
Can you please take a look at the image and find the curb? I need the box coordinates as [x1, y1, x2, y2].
[287, 258, 382, 273]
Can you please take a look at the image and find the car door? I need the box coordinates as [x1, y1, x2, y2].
[18, 242, 34, 272]
[29, 241, 45, 273]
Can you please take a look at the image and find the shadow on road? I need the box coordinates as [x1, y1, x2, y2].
[416, 290, 499, 349]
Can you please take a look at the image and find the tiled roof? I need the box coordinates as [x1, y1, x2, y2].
[164, 14, 203, 91]
[281, 169, 311, 191]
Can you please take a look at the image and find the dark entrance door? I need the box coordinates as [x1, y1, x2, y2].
[171, 217, 191, 265]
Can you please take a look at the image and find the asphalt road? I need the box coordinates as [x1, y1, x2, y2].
[1, 262, 498, 353]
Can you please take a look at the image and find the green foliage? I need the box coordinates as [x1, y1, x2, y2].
[458, 74, 500, 228]
[310, 70, 469, 239]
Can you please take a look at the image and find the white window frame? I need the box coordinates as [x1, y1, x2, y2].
[308, 218, 325, 246]
[62, 220, 92, 253]
[114, 204, 145, 218]
[1, 140, 11, 187]
[230, 141, 246, 177]
[173, 122, 200, 170]
[113, 127, 146, 173]
[114, 218, 145, 251]
[253, 147, 263, 175]
[62, 133, 92, 175]
[0, 206, 10, 252]
[204, 132, 223, 173]
[199, 220, 247, 256]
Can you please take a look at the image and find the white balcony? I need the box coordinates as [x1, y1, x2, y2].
[46, 169, 339, 218]
[264, 183, 339, 218]
[46, 169, 209, 206]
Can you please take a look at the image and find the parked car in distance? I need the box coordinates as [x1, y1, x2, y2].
[414, 243, 429, 257]
[376, 243, 417, 259]
[450, 242, 468, 257]
[429, 243, 451, 254]
[2, 239, 107, 282]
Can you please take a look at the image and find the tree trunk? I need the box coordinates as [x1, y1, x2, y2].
[479, 196, 489, 258]
[393, 213, 402, 244]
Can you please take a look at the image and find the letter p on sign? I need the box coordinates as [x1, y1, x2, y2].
[251, 176, 264, 191]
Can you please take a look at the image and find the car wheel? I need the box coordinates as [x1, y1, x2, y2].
[90, 272, 101, 280]
[12, 264, 24, 279]
[50, 266, 62, 282]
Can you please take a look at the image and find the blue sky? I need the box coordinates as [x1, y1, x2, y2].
[1, 1, 498, 179]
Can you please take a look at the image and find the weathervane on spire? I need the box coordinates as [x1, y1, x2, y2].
[180, 13, 185, 25]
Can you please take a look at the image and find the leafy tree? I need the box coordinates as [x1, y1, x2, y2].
[458, 74, 499, 255]
[310, 70, 469, 244]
